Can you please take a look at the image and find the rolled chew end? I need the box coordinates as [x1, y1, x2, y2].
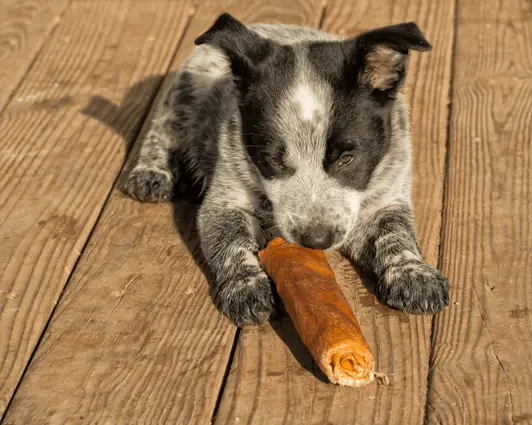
[259, 237, 375, 387]
[321, 342, 375, 387]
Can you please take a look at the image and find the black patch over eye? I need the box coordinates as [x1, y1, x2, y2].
[324, 131, 357, 167]
[243, 132, 294, 179]
[324, 109, 391, 190]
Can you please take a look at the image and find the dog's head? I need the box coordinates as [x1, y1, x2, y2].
[196, 14, 431, 249]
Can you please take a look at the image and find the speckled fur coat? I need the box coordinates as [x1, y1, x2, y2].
[122, 14, 449, 326]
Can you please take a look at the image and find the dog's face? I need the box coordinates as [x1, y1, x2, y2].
[196, 14, 431, 249]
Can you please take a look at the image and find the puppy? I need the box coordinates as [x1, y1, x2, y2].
[122, 13, 450, 326]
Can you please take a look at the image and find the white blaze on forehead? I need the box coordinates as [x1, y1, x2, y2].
[291, 83, 325, 121]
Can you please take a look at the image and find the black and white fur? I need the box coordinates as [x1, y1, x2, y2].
[122, 14, 450, 326]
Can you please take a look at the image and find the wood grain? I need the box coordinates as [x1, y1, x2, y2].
[214, 1, 456, 424]
[0, 0, 71, 111]
[0, 0, 193, 417]
[2, 2, 326, 424]
[426, 1, 532, 424]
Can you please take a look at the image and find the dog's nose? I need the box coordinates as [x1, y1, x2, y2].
[299, 226, 334, 250]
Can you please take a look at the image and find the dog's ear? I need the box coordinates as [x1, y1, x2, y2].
[195, 13, 275, 83]
[348, 22, 431, 95]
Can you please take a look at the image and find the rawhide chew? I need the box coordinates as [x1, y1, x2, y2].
[259, 237, 375, 387]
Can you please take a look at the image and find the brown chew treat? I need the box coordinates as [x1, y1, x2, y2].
[259, 237, 375, 387]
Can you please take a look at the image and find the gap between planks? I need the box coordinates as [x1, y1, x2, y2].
[212, 1, 456, 424]
[209, 2, 328, 422]
[425, 0, 532, 422]
[0, 0, 195, 418]
[423, 0, 460, 422]
[2, 2, 329, 424]
[0, 8, 197, 423]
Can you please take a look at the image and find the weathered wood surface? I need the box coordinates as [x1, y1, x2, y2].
[0, 0, 71, 111]
[426, 0, 532, 424]
[2, 2, 325, 424]
[0, 0, 192, 417]
[214, 1, 456, 424]
[3, 0, 531, 424]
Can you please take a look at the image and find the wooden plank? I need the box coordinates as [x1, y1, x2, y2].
[214, 1, 456, 424]
[0, 0, 193, 417]
[2, 2, 326, 424]
[426, 1, 532, 424]
[0, 0, 71, 111]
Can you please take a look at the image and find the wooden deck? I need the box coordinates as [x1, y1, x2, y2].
[1, 0, 530, 424]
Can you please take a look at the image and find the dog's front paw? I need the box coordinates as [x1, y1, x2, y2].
[121, 166, 173, 202]
[214, 269, 275, 327]
[376, 262, 449, 314]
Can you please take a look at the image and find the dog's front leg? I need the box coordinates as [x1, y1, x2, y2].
[343, 202, 449, 314]
[197, 199, 273, 326]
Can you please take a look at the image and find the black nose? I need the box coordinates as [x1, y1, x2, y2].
[299, 226, 334, 250]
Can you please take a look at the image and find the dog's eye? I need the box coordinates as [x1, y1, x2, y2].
[270, 157, 285, 170]
[338, 153, 354, 167]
